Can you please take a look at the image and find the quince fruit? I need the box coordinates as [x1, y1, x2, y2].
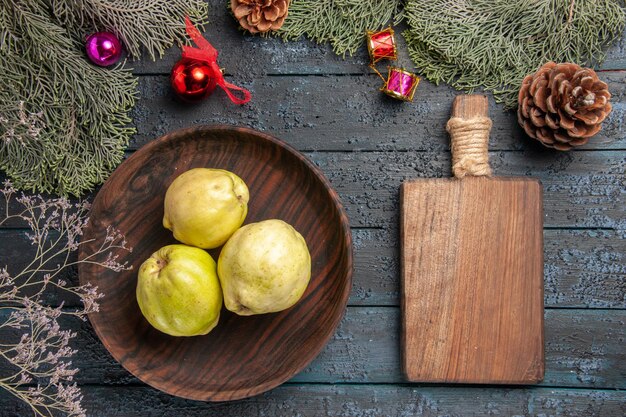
[217, 219, 311, 316]
[137, 244, 222, 336]
[163, 168, 249, 249]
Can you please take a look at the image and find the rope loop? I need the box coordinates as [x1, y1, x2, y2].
[446, 116, 492, 178]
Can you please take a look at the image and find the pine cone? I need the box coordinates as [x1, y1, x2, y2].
[517, 62, 612, 151]
[231, 0, 289, 34]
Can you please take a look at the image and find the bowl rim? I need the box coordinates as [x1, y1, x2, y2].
[80, 124, 354, 401]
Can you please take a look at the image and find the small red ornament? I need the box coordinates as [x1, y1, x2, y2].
[366, 27, 397, 64]
[171, 17, 251, 105]
[171, 58, 218, 102]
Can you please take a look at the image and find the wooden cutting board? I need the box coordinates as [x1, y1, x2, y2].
[400, 95, 544, 384]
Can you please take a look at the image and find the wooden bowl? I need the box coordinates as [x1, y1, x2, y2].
[78, 126, 353, 401]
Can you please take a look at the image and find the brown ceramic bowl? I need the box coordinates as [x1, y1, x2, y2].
[78, 126, 353, 401]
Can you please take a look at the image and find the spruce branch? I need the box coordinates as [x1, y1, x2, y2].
[51, 0, 209, 60]
[403, 0, 626, 108]
[278, 0, 401, 56]
[0, 0, 209, 196]
[0, 1, 137, 196]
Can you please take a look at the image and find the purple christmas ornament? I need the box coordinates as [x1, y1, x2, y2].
[85, 32, 122, 67]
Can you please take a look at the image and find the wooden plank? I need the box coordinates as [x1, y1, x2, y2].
[129, 72, 626, 152]
[544, 229, 626, 308]
[2, 384, 625, 416]
[354, 228, 626, 308]
[2, 150, 623, 229]
[313, 150, 626, 229]
[1, 228, 623, 309]
[1, 308, 622, 389]
[601, 30, 626, 71]
[401, 177, 544, 384]
[400, 95, 543, 384]
[297, 309, 625, 389]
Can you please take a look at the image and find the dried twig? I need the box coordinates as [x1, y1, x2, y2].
[0, 181, 132, 416]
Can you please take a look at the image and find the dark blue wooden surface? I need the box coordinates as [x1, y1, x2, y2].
[0, 2, 624, 415]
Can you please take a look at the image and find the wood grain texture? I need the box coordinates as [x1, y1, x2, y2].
[1, 227, 624, 310]
[401, 96, 544, 384]
[0, 13, 624, 414]
[401, 178, 545, 383]
[313, 150, 625, 229]
[77, 126, 352, 401]
[351, 228, 625, 308]
[2, 149, 624, 230]
[3, 384, 625, 417]
[129, 71, 626, 152]
[2, 308, 622, 389]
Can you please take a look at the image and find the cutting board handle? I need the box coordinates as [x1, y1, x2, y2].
[446, 95, 493, 178]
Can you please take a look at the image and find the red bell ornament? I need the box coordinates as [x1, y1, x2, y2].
[171, 17, 251, 105]
[171, 58, 218, 102]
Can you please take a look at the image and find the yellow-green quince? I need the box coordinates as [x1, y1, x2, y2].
[217, 219, 311, 316]
[163, 168, 249, 249]
[137, 244, 222, 336]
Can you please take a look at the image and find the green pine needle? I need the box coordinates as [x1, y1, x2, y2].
[52, 0, 209, 61]
[0, 0, 208, 196]
[278, 0, 401, 56]
[403, 0, 626, 108]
